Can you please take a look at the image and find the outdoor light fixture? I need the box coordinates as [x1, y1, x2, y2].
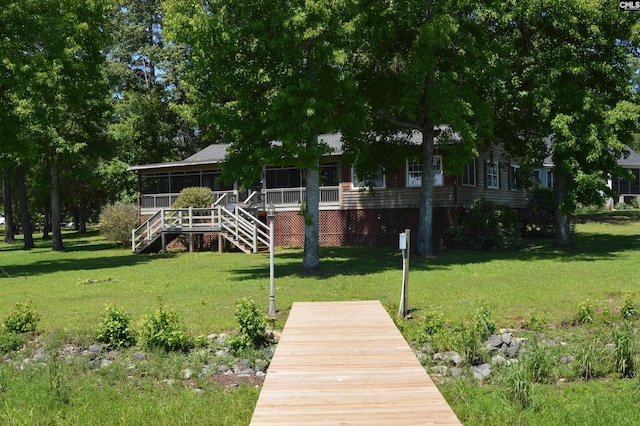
[268, 204, 276, 316]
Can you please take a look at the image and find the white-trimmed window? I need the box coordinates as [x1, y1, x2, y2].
[352, 165, 385, 189]
[406, 156, 443, 187]
[546, 170, 555, 188]
[510, 165, 520, 190]
[462, 159, 476, 186]
[486, 161, 499, 189]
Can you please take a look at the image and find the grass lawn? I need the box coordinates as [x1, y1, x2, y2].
[1, 210, 639, 424]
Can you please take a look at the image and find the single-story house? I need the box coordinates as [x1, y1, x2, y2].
[532, 146, 640, 208]
[127, 133, 529, 249]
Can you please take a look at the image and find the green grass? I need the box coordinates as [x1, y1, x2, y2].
[1, 213, 640, 424]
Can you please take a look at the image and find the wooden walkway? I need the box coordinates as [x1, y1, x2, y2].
[250, 301, 461, 425]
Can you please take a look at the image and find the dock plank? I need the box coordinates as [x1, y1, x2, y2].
[250, 301, 461, 425]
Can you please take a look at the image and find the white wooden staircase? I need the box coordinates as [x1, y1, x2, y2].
[131, 193, 270, 254]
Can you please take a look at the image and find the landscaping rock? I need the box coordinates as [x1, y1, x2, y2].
[472, 363, 492, 380]
[450, 367, 464, 377]
[89, 344, 102, 355]
[133, 351, 146, 360]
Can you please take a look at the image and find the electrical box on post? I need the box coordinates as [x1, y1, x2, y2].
[399, 232, 407, 250]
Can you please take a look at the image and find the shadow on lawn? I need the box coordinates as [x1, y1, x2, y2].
[229, 230, 640, 281]
[0, 229, 175, 278]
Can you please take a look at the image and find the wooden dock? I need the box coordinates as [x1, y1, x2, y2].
[250, 301, 461, 425]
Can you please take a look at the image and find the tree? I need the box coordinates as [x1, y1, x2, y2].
[495, 0, 640, 247]
[106, 0, 203, 168]
[165, 0, 362, 273]
[345, 0, 499, 256]
[3, 0, 112, 251]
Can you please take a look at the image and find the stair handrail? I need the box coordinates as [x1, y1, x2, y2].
[220, 205, 270, 252]
[212, 192, 229, 207]
[132, 209, 164, 252]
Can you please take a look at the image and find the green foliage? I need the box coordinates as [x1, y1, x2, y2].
[612, 322, 638, 378]
[574, 338, 606, 380]
[96, 304, 136, 349]
[98, 203, 139, 248]
[523, 187, 556, 237]
[621, 295, 639, 320]
[423, 310, 446, 337]
[138, 306, 193, 352]
[576, 299, 596, 324]
[522, 311, 547, 333]
[171, 187, 213, 208]
[4, 301, 40, 334]
[520, 338, 554, 384]
[501, 363, 533, 408]
[472, 304, 496, 342]
[227, 298, 270, 352]
[451, 199, 522, 250]
[0, 333, 24, 354]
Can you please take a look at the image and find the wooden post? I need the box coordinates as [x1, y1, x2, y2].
[399, 229, 410, 318]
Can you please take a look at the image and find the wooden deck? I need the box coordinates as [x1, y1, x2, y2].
[250, 301, 461, 425]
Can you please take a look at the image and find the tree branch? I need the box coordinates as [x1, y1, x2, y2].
[374, 110, 423, 131]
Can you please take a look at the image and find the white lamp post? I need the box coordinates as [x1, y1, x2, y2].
[267, 204, 276, 316]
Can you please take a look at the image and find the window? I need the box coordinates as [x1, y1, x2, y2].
[510, 165, 520, 190]
[352, 165, 385, 189]
[406, 156, 443, 187]
[266, 166, 302, 188]
[533, 170, 541, 184]
[486, 161, 499, 189]
[462, 159, 476, 186]
[321, 162, 340, 187]
[546, 170, 555, 188]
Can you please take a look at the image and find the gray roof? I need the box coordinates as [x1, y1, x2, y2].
[127, 129, 458, 173]
[617, 146, 640, 167]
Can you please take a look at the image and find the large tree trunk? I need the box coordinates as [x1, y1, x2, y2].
[301, 162, 321, 274]
[3, 170, 15, 243]
[16, 165, 34, 249]
[51, 157, 64, 251]
[416, 126, 435, 256]
[553, 172, 574, 248]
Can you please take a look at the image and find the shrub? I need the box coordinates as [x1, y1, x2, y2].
[172, 187, 213, 208]
[99, 203, 139, 248]
[621, 295, 639, 320]
[138, 305, 193, 352]
[228, 298, 270, 352]
[576, 299, 595, 324]
[423, 310, 446, 337]
[522, 311, 547, 332]
[451, 198, 522, 250]
[0, 332, 24, 353]
[96, 304, 136, 349]
[472, 304, 496, 342]
[522, 186, 556, 237]
[4, 301, 40, 334]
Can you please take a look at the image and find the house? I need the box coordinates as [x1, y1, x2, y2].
[532, 146, 640, 208]
[127, 133, 529, 251]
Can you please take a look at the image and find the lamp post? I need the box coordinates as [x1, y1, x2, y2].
[267, 204, 276, 316]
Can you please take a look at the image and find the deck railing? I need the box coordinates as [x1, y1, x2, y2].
[265, 187, 339, 206]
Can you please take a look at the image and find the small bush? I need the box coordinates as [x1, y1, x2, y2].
[0, 332, 24, 353]
[522, 311, 547, 332]
[172, 187, 213, 208]
[451, 199, 522, 250]
[96, 304, 136, 349]
[99, 203, 139, 248]
[138, 305, 193, 352]
[621, 295, 639, 320]
[576, 299, 596, 324]
[228, 298, 270, 352]
[423, 310, 446, 337]
[472, 304, 496, 342]
[523, 186, 555, 237]
[4, 301, 40, 334]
